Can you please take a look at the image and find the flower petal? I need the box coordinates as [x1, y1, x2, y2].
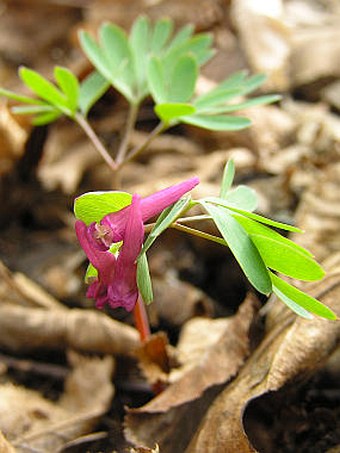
[140, 176, 199, 222]
[75, 220, 116, 284]
[102, 177, 199, 234]
[106, 194, 144, 311]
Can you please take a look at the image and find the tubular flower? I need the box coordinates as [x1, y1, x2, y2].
[75, 177, 199, 311]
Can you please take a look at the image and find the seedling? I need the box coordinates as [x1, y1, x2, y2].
[0, 16, 336, 340]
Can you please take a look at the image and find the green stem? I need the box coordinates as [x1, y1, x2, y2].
[115, 102, 139, 166]
[144, 214, 227, 246]
[144, 215, 212, 234]
[75, 113, 117, 172]
[121, 121, 167, 168]
[171, 222, 227, 247]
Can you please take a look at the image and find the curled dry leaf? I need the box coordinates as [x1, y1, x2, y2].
[125, 295, 259, 452]
[186, 259, 340, 453]
[0, 352, 114, 453]
[0, 304, 139, 357]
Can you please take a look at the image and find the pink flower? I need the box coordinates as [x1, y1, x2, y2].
[75, 177, 199, 311]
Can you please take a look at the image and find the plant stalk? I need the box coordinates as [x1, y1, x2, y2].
[121, 121, 167, 167]
[133, 295, 151, 342]
[75, 113, 117, 172]
[171, 222, 227, 247]
[115, 102, 139, 165]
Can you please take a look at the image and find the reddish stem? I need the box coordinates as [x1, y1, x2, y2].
[133, 296, 151, 342]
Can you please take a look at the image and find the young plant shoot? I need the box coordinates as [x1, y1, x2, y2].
[0, 15, 336, 337]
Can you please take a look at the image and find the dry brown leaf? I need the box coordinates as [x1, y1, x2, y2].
[125, 295, 259, 452]
[84, 0, 223, 32]
[0, 431, 16, 453]
[0, 103, 30, 175]
[38, 141, 101, 194]
[0, 2, 78, 70]
[290, 25, 340, 89]
[137, 332, 174, 387]
[291, 163, 340, 262]
[0, 260, 64, 310]
[186, 261, 340, 453]
[150, 274, 214, 328]
[0, 352, 114, 453]
[230, 0, 290, 90]
[0, 304, 139, 356]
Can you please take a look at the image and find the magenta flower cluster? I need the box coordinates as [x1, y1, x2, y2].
[75, 178, 199, 311]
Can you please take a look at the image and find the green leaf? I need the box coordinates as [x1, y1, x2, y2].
[19, 67, 70, 115]
[11, 104, 62, 125]
[250, 233, 325, 281]
[79, 71, 110, 116]
[155, 102, 196, 122]
[74, 191, 132, 225]
[202, 202, 272, 294]
[11, 104, 57, 115]
[100, 22, 135, 100]
[164, 33, 214, 68]
[220, 160, 235, 198]
[225, 187, 258, 211]
[232, 214, 312, 257]
[137, 253, 154, 304]
[200, 95, 282, 115]
[150, 18, 173, 53]
[271, 273, 337, 320]
[79, 31, 112, 81]
[203, 189, 258, 213]
[205, 187, 258, 212]
[0, 87, 45, 105]
[147, 56, 166, 104]
[209, 201, 303, 233]
[218, 71, 248, 90]
[166, 24, 194, 52]
[32, 110, 62, 125]
[181, 114, 251, 131]
[129, 16, 150, 98]
[54, 66, 79, 114]
[239, 73, 267, 95]
[142, 196, 191, 255]
[194, 88, 242, 110]
[168, 55, 198, 103]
